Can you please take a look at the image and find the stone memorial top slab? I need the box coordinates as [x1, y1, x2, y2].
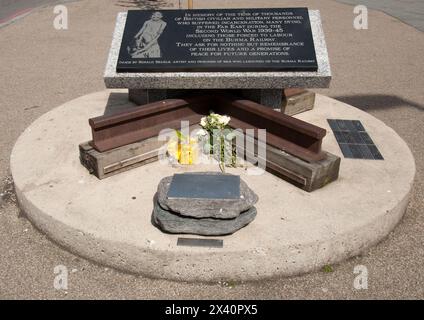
[104, 9, 331, 89]
[116, 8, 318, 73]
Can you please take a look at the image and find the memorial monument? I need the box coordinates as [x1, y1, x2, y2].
[79, 8, 340, 236]
[105, 8, 331, 109]
[10, 6, 415, 282]
[81, 8, 340, 194]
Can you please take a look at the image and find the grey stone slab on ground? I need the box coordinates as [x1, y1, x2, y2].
[152, 200, 257, 236]
[104, 11, 331, 89]
[157, 173, 258, 219]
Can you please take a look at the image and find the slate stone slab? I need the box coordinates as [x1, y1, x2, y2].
[117, 8, 318, 72]
[152, 200, 257, 236]
[157, 172, 258, 219]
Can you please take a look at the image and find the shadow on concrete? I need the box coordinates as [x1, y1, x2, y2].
[116, 0, 174, 9]
[102, 90, 249, 117]
[102, 91, 136, 116]
[334, 94, 424, 112]
[102, 93, 424, 118]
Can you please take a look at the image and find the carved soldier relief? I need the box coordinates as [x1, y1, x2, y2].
[128, 11, 167, 58]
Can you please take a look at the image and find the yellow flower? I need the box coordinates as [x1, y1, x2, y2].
[168, 138, 199, 165]
[167, 140, 181, 160]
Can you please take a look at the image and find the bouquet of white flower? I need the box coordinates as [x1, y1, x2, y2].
[198, 112, 236, 172]
[200, 113, 231, 130]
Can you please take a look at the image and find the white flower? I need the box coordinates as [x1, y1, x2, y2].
[225, 131, 236, 141]
[201, 113, 231, 129]
[200, 117, 207, 127]
[196, 129, 208, 137]
[219, 115, 231, 126]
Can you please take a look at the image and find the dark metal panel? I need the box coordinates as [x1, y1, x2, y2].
[167, 174, 240, 200]
[328, 119, 383, 160]
[177, 238, 223, 248]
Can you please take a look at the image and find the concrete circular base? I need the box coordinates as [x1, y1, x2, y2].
[11, 90, 415, 282]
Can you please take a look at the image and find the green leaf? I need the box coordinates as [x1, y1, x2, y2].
[322, 265, 334, 273]
[175, 130, 187, 142]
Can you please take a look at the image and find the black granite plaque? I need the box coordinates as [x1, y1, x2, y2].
[117, 8, 318, 72]
[167, 174, 240, 199]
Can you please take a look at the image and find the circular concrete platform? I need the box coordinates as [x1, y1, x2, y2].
[10, 90, 415, 282]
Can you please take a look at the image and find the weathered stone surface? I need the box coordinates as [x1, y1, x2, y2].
[157, 172, 258, 219]
[152, 200, 257, 236]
